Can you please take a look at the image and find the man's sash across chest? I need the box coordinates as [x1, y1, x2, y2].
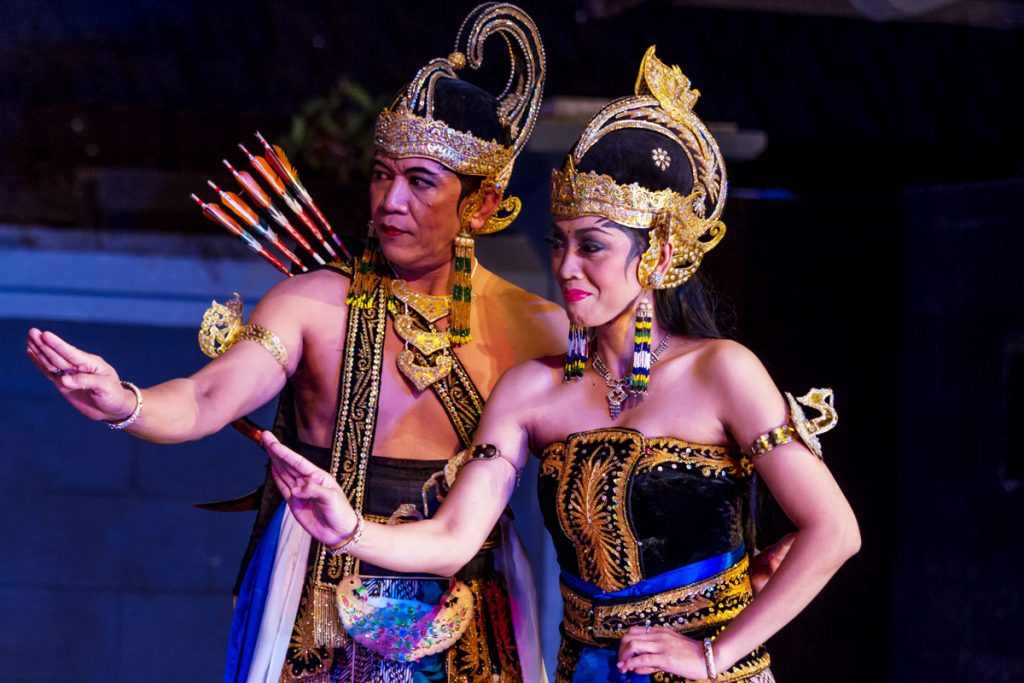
[306, 266, 486, 648]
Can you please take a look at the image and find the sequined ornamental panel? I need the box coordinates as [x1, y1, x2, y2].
[547, 429, 752, 592]
[553, 430, 647, 592]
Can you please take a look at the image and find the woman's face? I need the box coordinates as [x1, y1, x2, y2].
[550, 216, 645, 328]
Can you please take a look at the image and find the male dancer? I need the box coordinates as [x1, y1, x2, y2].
[27, 4, 564, 681]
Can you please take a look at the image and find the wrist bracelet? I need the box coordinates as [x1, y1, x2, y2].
[325, 511, 365, 556]
[703, 637, 718, 680]
[107, 381, 143, 430]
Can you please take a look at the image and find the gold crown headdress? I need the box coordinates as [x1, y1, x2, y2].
[354, 3, 546, 345]
[551, 46, 727, 289]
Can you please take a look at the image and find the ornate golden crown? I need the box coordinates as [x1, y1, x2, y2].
[373, 3, 545, 234]
[374, 109, 514, 182]
[550, 46, 727, 288]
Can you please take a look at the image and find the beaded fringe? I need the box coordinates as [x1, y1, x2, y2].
[564, 324, 588, 382]
[449, 232, 474, 345]
[347, 224, 390, 309]
[629, 297, 653, 394]
[313, 582, 345, 648]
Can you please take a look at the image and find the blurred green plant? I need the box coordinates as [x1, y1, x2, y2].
[280, 79, 389, 185]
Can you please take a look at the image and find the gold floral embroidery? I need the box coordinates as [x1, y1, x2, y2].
[549, 429, 751, 592]
[540, 441, 566, 478]
[555, 430, 646, 591]
[635, 437, 750, 478]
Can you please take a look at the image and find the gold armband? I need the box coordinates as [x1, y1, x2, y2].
[749, 387, 838, 460]
[236, 324, 288, 369]
[198, 293, 289, 371]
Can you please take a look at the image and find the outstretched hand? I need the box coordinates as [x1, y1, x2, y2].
[261, 431, 359, 547]
[26, 328, 137, 422]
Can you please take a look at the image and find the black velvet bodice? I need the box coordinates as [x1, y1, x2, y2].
[537, 428, 753, 592]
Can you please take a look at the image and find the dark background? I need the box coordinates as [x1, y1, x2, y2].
[1, 1, 1022, 681]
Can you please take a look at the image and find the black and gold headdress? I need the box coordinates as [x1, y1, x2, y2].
[354, 2, 546, 344]
[551, 46, 726, 289]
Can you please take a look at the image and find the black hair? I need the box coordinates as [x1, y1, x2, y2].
[457, 173, 484, 203]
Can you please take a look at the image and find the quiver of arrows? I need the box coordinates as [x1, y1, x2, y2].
[191, 132, 352, 276]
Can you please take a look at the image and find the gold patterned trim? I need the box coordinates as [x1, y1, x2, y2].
[540, 441, 566, 478]
[560, 555, 753, 645]
[553, 430, 645, 591]
[236, 324, 288, 369]
[634, 437, 751, 478]
[375, 108, 515, 184]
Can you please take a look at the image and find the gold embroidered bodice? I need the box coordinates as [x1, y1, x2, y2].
[537, 427, 753, 593]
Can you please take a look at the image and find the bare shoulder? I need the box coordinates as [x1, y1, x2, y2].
[476, 268, 568, 358]
[683, 338, 785, 436]
[690, 338, 769, 385]
[251, 266, 350, 316]
[480, 269, 563, 318]
[488, 353, 563, 406]
[260, 265, 351, 304]
[248, 266, 352, 343]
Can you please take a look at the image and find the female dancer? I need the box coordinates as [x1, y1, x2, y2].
[263, 48, 859, 682]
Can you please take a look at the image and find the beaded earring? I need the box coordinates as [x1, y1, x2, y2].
[563, 324, 589, 382]
[448, 188, 487, 346]
[449, 230, 474, 345]
[629, 295, 654, 395]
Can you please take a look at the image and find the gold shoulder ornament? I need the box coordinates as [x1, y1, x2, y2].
[198, 293, 288, 371]
[749, 388, 838, 460]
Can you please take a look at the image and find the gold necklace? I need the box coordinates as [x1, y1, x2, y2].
[389, 280, 453, 391]
[391, 279, 450, 322]
[591, 336, 671, 419]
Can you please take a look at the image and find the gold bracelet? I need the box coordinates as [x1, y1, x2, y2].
[237, 324, 288, 370]
[703, 637, 718, 680]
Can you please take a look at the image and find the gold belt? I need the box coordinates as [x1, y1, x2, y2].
[561, 555, 754, 646]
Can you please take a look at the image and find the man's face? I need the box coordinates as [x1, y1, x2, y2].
[369, 152, 464, 276]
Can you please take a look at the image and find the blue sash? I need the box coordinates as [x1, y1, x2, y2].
[223, 502, 286, 682]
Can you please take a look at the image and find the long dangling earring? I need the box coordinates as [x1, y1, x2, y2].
[449, 230, 474, 345]
[564, 324, 589, 382]
[629, 294, 653, 395]
[347, 221, 390, 308]
[450, 189, 485, 346]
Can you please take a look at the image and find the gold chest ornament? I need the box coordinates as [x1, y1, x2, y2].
[389, 279, 455, 391]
